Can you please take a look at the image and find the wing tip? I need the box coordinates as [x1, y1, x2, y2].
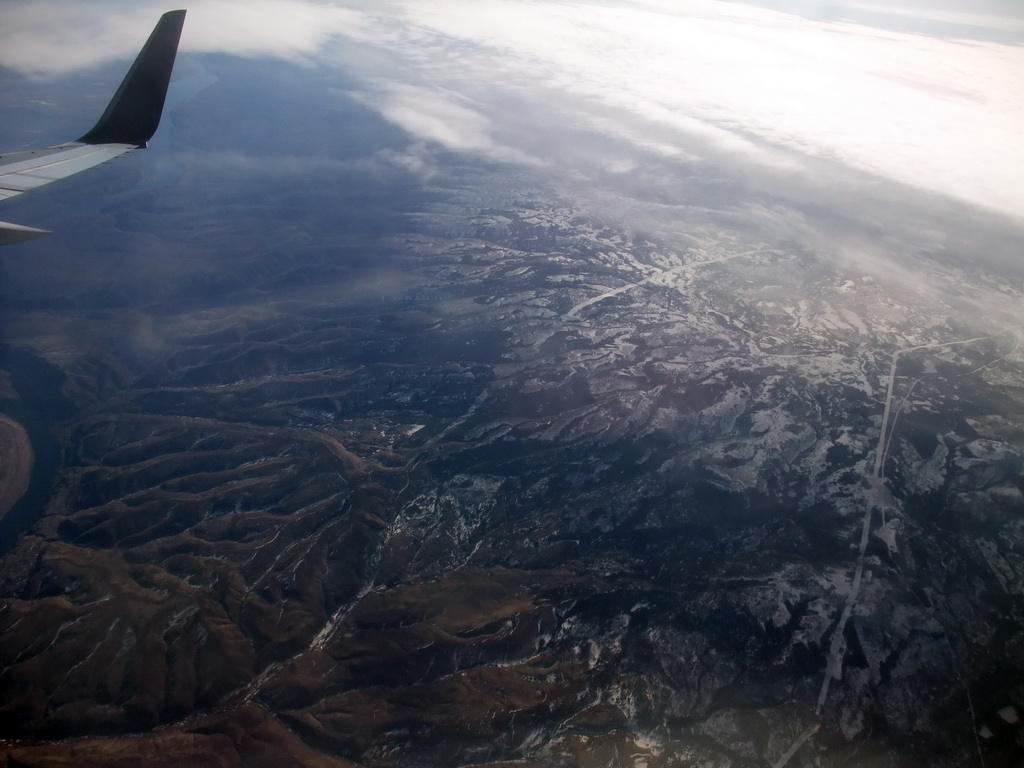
[77, 9, 187, 146]
[0, 222, 52, 246]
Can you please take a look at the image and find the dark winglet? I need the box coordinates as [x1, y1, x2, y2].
[77, 10, 186, 147]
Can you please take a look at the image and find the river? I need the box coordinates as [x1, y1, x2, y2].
[0, 345, 75, 554]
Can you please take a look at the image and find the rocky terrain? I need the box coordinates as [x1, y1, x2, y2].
[1, 142, 1023, 768]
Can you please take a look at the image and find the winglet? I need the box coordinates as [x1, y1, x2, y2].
[77, 10, 186, 147]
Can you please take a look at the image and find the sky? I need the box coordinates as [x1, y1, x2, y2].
[1, 0, 1022, 285]
[2, 0, 1023, 222]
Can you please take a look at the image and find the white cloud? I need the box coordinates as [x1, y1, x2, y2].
[182, 0, 369, 62]
[845, 1, 1024, 34]
[356, 82, 541, 166]
[0, 2, 170, 77]
[0, 0, 370, 76]
[382, 0, 1024, 223]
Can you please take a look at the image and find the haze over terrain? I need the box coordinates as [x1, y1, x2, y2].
[1, 1, 1022, 766]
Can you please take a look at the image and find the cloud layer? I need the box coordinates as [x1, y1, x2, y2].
[368, 0, 1024, 225]
[0, 0, 366, 75]
[2, 0, 1022, 230]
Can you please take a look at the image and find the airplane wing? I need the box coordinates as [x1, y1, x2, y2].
[0, 9, 186, 246]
